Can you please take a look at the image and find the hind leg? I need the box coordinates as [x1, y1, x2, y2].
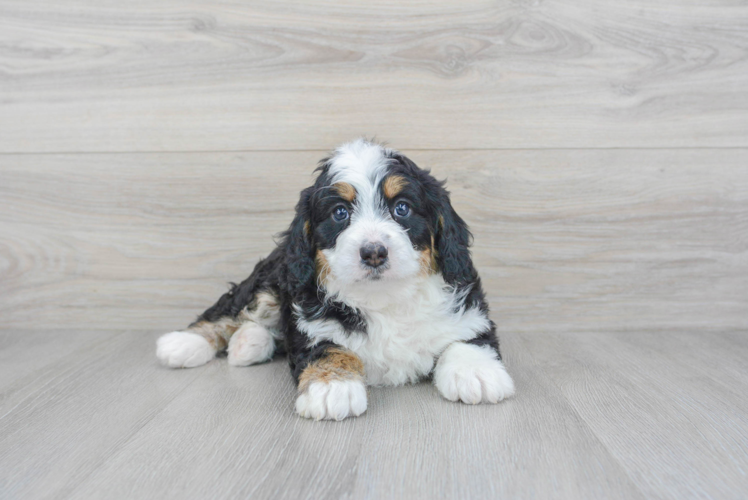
[227, 322, 275, 366]
[156, 317, 236, 368]
[227, 293, 281, 366]
[157, 290, 281, 369]
[157, 247, 285, 368]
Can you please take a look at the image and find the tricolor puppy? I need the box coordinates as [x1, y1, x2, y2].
[156, 139, 515, 420]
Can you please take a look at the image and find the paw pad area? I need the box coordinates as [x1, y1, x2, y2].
[435, 343, 515, 404]
[295, 379, 367, 421]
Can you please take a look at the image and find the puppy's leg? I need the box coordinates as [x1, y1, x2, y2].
[157, 290, 283, 369]
[227, 292, 281, 366]
[156, 317, 236, 369]
[434, 333, 515, 404]
[157, 290, 282, 369]
[292, 343, 367, 421]
[157, 248, 285, 368]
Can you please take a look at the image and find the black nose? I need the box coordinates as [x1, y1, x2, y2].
[360, 242, 388, 268]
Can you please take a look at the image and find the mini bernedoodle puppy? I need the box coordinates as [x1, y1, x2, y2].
[156, 139, 515, 420]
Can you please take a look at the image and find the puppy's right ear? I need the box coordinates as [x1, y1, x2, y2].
[283, 186, 316, 294]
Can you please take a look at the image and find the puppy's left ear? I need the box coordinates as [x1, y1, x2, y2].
[283, 186, 316, 294]
[432, 187, 478, 288]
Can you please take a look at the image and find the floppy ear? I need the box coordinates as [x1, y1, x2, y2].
[433, 188, 478, 288]
[283, 186, 316, 295]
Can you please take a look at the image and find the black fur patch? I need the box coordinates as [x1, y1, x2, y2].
[466, 320, 502, 359]
[289, 340, 336, 382]
[194, 247, 284, 324]
[295, 297, 368, 334]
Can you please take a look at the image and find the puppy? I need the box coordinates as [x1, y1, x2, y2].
[156, 139, 515, 420]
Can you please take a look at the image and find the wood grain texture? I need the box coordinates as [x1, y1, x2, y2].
[519, 330, 748, 499]
[2, 329, 747, 499]
[2, 149, 746, 333]
[1, 0, 747, 152]
[0, 328, 122, 398]
[0, 330, 205, 499]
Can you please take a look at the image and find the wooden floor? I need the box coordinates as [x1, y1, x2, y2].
[2, 0, 748, 498]
[0, 329, 746, 499]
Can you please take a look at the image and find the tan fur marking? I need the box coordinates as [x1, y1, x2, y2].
[188, 291, 280, 351]
[418, 234, 438, 276]
[241, 291, 280, 324]
[419, 248, 438, 277]
[303, 220, 311, 237]
[334, 182, 356, 202]
[190, 319, 236, 351]
[315, 249, 331, 285]
[383, 175, 407, 199]
[298, 348, 365, 393]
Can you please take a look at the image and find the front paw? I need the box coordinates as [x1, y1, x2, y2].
[295, 379, 368, 421]
[434, 343, 515, 404]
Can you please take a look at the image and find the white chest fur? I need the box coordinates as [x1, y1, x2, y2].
[294, 274, 491, 386]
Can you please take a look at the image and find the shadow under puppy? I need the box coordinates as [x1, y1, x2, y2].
[157, 139, 515, 420]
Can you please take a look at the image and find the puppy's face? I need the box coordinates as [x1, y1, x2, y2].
[307, 141, 438, 286]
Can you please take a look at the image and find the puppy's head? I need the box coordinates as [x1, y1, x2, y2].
[284, 139, 476, 295]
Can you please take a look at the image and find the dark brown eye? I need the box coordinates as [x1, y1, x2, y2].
[394, 201, 410, 217]
[332, 205, 349, 222]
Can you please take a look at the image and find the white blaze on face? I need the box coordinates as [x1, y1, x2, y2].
[322, 140, 421, 286]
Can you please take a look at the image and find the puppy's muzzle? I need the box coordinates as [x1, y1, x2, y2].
[360, 242, 388, 269]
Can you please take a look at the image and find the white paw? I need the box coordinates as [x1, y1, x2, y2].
[156, 331, 216, 368]
[295, 379, 367, 421]
[435, 343, 515, 404]
[227, 322, 275, 366]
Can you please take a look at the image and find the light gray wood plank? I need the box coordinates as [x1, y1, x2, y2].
[616, 330, 748, 397]
[0, 329, 122, 398]
[1, 149, 746, 333]
[68, 356, 364, 500]
[66, 330, 644, 500]
[4, 329, 747, 499]
[0, 330, 204, 499]
[1, 0, 747, 152]
[518, 330, 748, 500]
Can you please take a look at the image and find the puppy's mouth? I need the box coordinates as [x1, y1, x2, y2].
[361, 263, 390, 281]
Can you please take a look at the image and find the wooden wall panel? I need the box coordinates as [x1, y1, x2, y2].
[1, 0, 747, 152]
